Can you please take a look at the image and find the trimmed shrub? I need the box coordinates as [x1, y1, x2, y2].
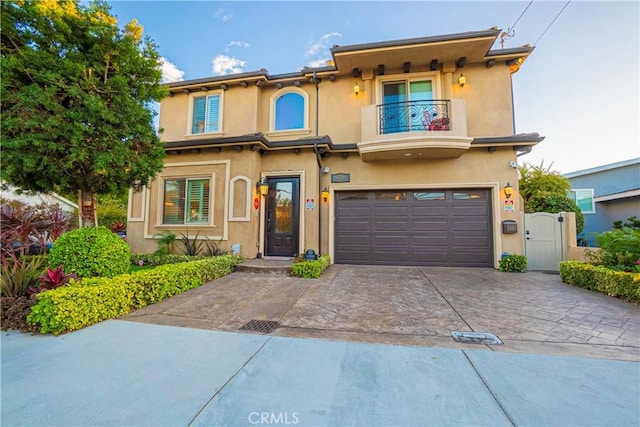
[48, 226, 131, 277]
[131, 253, 208, 266]
[27, 255, 242, 334]
[559, 261, 640, 303]
[499, 254, 528, 272]
[291, 255, 331, 278]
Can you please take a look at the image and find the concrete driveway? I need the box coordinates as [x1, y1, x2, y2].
[124, 264, 640, 362]
[3, 264, 639, 426]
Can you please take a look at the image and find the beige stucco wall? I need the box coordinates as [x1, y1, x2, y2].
[128, 48, 527, 267]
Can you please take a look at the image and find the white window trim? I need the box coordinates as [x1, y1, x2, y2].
[570, 188, 595, 214]
[375, 71, 442, 104]
[186, 90, 224, 136]
[229, 175, 251, 222]
[269, 87, 310, 133]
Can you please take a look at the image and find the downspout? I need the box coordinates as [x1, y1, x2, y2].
[313, 71, 323, 254]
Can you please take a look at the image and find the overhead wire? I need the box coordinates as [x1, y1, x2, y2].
[534, 0, 572, 46]
[509, 0, 534, 32]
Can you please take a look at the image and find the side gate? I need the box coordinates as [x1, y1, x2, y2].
[524, 212, 567, 271]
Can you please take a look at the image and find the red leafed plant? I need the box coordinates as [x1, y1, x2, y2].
[28, 266, 79, 295]
[110, 221, 126, 234]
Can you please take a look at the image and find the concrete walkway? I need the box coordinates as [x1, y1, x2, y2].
[2, 320, 639, 426]
[124, 264, 640, 362]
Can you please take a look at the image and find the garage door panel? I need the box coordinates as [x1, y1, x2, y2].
[413, 206, 449, 216]
[452, 220, 491, 232]
[335, 189, 492, 267]
[374, 220, 409, 232]
[337, 234, 370, 246]
[336, 220, 370, 233]
[412, 220, 449, 231]
[336, 206, 370, 217]
[375, 235, 409, 245]
[452, 205, 489, 217]
[412, 235, 449, 247]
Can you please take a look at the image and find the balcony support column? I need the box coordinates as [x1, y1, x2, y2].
[442, 61, 455, 100]
[363, 69, 374, 105]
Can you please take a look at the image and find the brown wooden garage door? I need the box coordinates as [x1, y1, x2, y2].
[335, 189, 493, 267]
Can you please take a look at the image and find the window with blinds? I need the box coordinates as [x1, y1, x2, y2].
[163, 178, 211, 224]
[192, 94, 220, 134]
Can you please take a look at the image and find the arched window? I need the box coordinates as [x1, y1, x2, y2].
[272, 89, 308, 131]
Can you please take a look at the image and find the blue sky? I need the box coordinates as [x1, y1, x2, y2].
[107, 0, 639, 174]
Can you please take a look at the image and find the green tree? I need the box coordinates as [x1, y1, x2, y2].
[1, 0, 167, 227]
[518, 162, 584, 233]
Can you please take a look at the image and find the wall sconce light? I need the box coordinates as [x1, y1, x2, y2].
[353, 82, 360, 95]
[504, 182, 514, 199]
[458, 73, 466, 87]
[322, 187, 330, 202]
[257, 178, 269, 197]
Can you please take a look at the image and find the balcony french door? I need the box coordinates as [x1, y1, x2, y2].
[382, 80, 434, 134]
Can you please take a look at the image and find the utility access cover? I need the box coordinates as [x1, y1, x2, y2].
[451, 331, 503, 345]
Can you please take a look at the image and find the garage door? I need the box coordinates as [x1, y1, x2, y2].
[335, 189, 493, 267]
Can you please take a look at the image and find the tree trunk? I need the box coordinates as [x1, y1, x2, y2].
[78, 189, 98, 228]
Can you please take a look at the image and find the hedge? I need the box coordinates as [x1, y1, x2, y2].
[28, 255, 243, 335]
[291, 255, 331, 278]
[130, 253, 209, 266]
[559, 261, 640, 303]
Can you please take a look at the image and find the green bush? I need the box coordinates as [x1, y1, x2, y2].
[291, 255, 331, 278]
[27, 255, 243, 334]
[131, 253, 208, 266]
[499, 254, 528, 272]
[559, 261, 640, 303]
[48, 226, 131, 278]
[593, 228, 640, 271]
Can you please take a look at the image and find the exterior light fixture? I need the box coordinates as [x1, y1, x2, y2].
[353, 82, 360, 95]
[322, 187, 330, 202]
[504, 182, 514, 199]
[458, 73, 466, 87]
[257, 178, 269, 197]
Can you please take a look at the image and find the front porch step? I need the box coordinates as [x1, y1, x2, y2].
[235, 258, 293, 275]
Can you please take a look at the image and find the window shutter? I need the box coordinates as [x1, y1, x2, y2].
[186, 179, 210, 223]
[163, 179, 186, 224]
[205, 95, 220, 132]
[193, 97, 206, 134]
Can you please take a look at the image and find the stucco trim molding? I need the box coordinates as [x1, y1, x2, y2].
[229, 175, 252, 222]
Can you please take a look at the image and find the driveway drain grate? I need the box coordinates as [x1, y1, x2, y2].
[239, 320, 280, 334]
[451, 331, 503, 345]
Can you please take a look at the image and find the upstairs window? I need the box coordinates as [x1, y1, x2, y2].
[192, 94, 221, 134]
[163, 178, 211, 224]
[272, 89, 308, 131]
[568, 189, 595, 213]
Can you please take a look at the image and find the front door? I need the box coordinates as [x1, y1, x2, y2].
[265, 177, 300, 257]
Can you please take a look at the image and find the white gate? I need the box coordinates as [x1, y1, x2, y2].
[524, 213, 566, 271]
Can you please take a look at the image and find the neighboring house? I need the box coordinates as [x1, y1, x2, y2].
[127, 28, 545, 268]
[564, 158, 640, 246]
[1, 183, 78, 213]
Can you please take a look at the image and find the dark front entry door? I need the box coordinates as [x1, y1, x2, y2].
[265, 177, 300, 257]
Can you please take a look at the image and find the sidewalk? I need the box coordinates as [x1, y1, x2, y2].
[2, 320, 638, 426]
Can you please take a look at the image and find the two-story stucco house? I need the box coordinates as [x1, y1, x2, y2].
[127, 28, 544, 268]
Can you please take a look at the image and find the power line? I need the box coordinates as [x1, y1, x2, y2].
[501, 0, 534, 48]
[510, 0, 534, 31]
[534, 0, 572, 46]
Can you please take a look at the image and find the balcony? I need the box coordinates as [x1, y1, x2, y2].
[360, 98, 472, 161]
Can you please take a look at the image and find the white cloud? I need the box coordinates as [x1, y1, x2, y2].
[215, 7, 233, 22]
[225, 40, 250, 52]
[305, 32, 342, 58]
[212, 55, 247, 76]
[158, 57, 185, 83]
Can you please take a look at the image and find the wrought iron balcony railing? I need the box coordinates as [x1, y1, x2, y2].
[378, 100, 450, 134]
